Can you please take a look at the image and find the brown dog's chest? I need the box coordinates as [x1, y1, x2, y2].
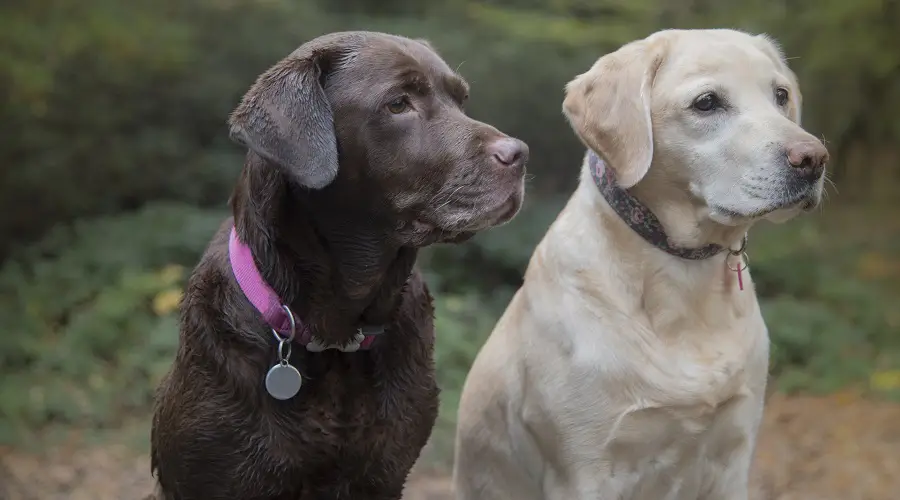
[272, 347, 439, 445]
[151, 260, 440, 499]
[153, 337, 439, 499]
[261, 351, 440, 468]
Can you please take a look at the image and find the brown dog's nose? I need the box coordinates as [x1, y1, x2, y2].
[786, 141, 829, 181]
[487, 137, 529, 173]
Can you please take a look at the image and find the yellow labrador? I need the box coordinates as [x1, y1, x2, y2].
[453, 29, 828, 500]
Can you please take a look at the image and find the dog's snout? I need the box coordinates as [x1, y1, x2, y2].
[487, 137, 529, 173]
[786, 141, 829, 181]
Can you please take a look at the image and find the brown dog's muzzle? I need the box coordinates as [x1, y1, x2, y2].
[486, 137, 529, 176]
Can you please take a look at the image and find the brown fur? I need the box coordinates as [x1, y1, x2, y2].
[150, 31, 528, 500]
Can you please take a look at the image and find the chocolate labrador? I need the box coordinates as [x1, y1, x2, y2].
[149, 31, 528, 500]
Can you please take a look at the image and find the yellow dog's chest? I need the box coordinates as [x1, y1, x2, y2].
[596, 390, 755, 498]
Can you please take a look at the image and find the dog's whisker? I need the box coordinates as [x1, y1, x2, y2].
[823, 174, 838, 194]
[434, 185, 466, 212]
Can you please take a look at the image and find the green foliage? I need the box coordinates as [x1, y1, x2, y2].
[0, 203, 226, 444]
[0, 0, 334, 258]
[751, 212, 900, 397]
[421, 196, 567, 291]
[3, 0, 897, 257]
[763, 297, 871, 395]
[465, 0, 659, 48]
[427, 288, 516, 462]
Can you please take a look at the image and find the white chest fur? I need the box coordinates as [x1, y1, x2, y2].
[517, 198, 770, 499]
[520, 291, 769, 499]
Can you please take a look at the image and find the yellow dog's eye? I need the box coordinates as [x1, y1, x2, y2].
[386, 97, 410, 114]
[775, 87, 789, 107]
[692, 92, 722, 112]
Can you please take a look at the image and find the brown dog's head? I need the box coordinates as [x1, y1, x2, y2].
[228, 31, 528, 245]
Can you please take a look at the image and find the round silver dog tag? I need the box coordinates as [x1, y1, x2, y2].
[265, 362, 302, 400]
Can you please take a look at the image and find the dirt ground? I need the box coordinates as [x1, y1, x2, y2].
[2, 393, 898, 500]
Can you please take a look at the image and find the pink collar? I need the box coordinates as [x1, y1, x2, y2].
[228, 226, 378, 351]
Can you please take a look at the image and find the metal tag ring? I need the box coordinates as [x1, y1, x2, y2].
[280, 304, 297, 342]
[727, 251, 750, 272]
[729, 234, 749, 256]
[277, 337, 292, 362]
[269, 304, 298, 344]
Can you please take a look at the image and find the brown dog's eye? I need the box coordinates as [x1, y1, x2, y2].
[775, 87, 789, 107]
[386, 97, 410, 114]
[692, 92, 722, 113]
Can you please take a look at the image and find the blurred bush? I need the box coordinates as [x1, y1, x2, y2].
[0, 203, 225, 443]
[428, 287, 516, 459]
[0, 0, 337, 258]
[751, 212, 900, 399]
[4, 0, 897, 247]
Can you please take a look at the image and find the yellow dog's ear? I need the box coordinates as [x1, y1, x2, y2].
[753, 33, 802, 125]
[563, 37, 669, 188]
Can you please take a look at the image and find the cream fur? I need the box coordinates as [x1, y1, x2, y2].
[452, 29, 828, 500]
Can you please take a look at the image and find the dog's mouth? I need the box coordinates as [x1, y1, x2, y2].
[401, 219, 474, 245]
[713, 187, 820, 222]
[770, 189, 822, 215]
[484, 195, 522, 226]
[402, 194, 521, 246]
[400, 180, 524, 246]
[459, 191, 524, 231]
[799, 196, 820, 212]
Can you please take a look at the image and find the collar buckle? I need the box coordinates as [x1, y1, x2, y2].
[305, 332, 366, 353]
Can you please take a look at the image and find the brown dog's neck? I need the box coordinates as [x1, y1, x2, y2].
[230, 154, 417, 344]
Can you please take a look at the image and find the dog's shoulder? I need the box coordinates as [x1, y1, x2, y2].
[177, 218, 263, 338]
[185, 217, 233, 294]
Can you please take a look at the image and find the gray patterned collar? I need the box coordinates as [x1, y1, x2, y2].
[587, 150, 742, 261]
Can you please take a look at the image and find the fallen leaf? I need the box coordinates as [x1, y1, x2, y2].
[152, 289, 182, 316]
[832, 389, 861, 406]
[156, 265, 185, 286]
[870, 370, 900, 392]
[857, 252, 899, 279]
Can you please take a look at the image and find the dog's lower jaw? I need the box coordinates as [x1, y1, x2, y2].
[412, 186, 524, 239]
[709, 192, 818, 226]
[484, 195, 523, 228]
[442, 231, 476, 244]
[397, 219, 475, 246]
[707, 205, 758, 227]
[418, 227, 476, 245]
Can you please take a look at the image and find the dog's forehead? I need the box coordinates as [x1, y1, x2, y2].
[659, 35, 789, 90]
[345, 38, 463, 88]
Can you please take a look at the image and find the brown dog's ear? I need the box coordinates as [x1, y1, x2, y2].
[563, 37, 668, 188]
[228, 35, 357, 189]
